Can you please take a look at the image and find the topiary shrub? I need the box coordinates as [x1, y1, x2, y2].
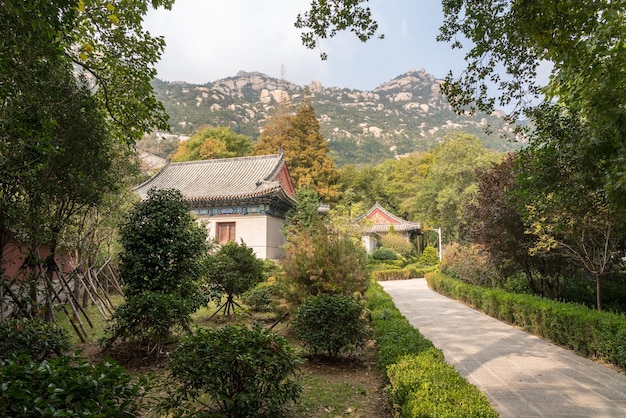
[205, 240, 265, 316]
[371, 247, 398, 260]
[0, 318, 70, 361]
[162, 324, 301, 417]
[0, 354, 148, 417]
[293, 294, 367, 357]
[106, 188, 209, 351]
[417, 245, 439, 266]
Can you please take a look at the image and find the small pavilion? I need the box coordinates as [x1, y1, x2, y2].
[354, 202, 422, 254]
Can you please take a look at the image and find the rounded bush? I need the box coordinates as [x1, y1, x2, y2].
[417, 245, 439, 266]
[164, 324, 301, 417]
[293, 294, 367, 357]
[372, 247, 398, 260]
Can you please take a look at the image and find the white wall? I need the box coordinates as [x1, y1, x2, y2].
[200, 214, 287, 260]
[361, 235, 378, 254]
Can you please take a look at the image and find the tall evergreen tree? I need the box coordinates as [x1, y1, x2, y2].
[256, 96, 339, 201]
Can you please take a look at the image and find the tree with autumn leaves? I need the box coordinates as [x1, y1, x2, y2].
[256, 96, 339, 201]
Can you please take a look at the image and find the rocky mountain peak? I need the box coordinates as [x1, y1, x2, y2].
[151, 69, 520, 166]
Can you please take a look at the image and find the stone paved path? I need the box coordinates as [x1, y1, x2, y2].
[379, 278, 626, 418]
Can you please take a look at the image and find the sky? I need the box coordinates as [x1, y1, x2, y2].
[143, 0, 469, 91]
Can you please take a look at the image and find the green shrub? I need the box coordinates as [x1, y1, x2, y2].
[371, 247, 398, 260]
[373, 269, 411, 281]
[417, 245, 439, 266]
[440, 243, 502, 287]
[293, 294, 367, 357]
[241, 281, 283, 312]
[0, 354, 147, 417]
[104, 292, 193, 350]
[281, 223, 369, 306]
[0, 318, 70, 361]
[380, 233, 414, 257]
[163, 325, 301, 417]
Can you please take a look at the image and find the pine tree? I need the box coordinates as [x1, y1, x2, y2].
[255, 95, 339, 201]
[255, 95, 293, 155]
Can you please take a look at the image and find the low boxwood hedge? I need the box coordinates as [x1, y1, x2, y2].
[365, 281, 497, 417]
[406, 264, 438, 279]
[427, 272, 626, 370]
[373, 269, 411, 281]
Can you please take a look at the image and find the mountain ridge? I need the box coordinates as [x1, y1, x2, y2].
[150, 69, 520, 166]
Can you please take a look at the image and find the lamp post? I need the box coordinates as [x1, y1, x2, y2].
[432, 227, 442, 261]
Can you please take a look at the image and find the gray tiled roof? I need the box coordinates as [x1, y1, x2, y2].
[134, 153, 294, 202]
[355, 202, 421, 233]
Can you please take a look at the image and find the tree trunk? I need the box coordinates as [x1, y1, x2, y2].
[596, 274, 602, 311]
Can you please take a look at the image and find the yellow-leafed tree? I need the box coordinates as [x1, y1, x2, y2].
[256, 96, 339, 201]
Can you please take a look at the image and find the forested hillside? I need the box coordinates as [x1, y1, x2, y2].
[151, 69, 523, 166]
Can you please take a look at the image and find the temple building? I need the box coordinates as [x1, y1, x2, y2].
[134, 152, 296, 260]
[355, 202, 422, 254]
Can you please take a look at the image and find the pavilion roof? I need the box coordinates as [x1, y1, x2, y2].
[134, 152, 296, 204]
[354, 202, 421, 233]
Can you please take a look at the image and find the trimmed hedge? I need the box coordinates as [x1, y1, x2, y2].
[427, 272, 626, 370]
[373, 269, 410, 281]
[371, 247, 398, 260]
[373, 265, 438, 281]
[406, 264, 438, 279]
[365, 282, 497, 417]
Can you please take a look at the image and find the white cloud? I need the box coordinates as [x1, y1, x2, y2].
[143, 1, 468, 90]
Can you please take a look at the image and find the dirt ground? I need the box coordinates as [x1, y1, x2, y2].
[77, 335, 393, 418]
[294, 348, 393, 417]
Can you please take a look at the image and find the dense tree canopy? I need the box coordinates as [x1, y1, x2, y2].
[437, 1, 626, 206]
[172, 126, 255, 162]
[514, 104, 626, 309]
[438, 1, 625, 117]
[412, 133, 500, 241]
[466, 154, 575, 299]
[1, 0, 173, 319]
[335, 134, 499, 240]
